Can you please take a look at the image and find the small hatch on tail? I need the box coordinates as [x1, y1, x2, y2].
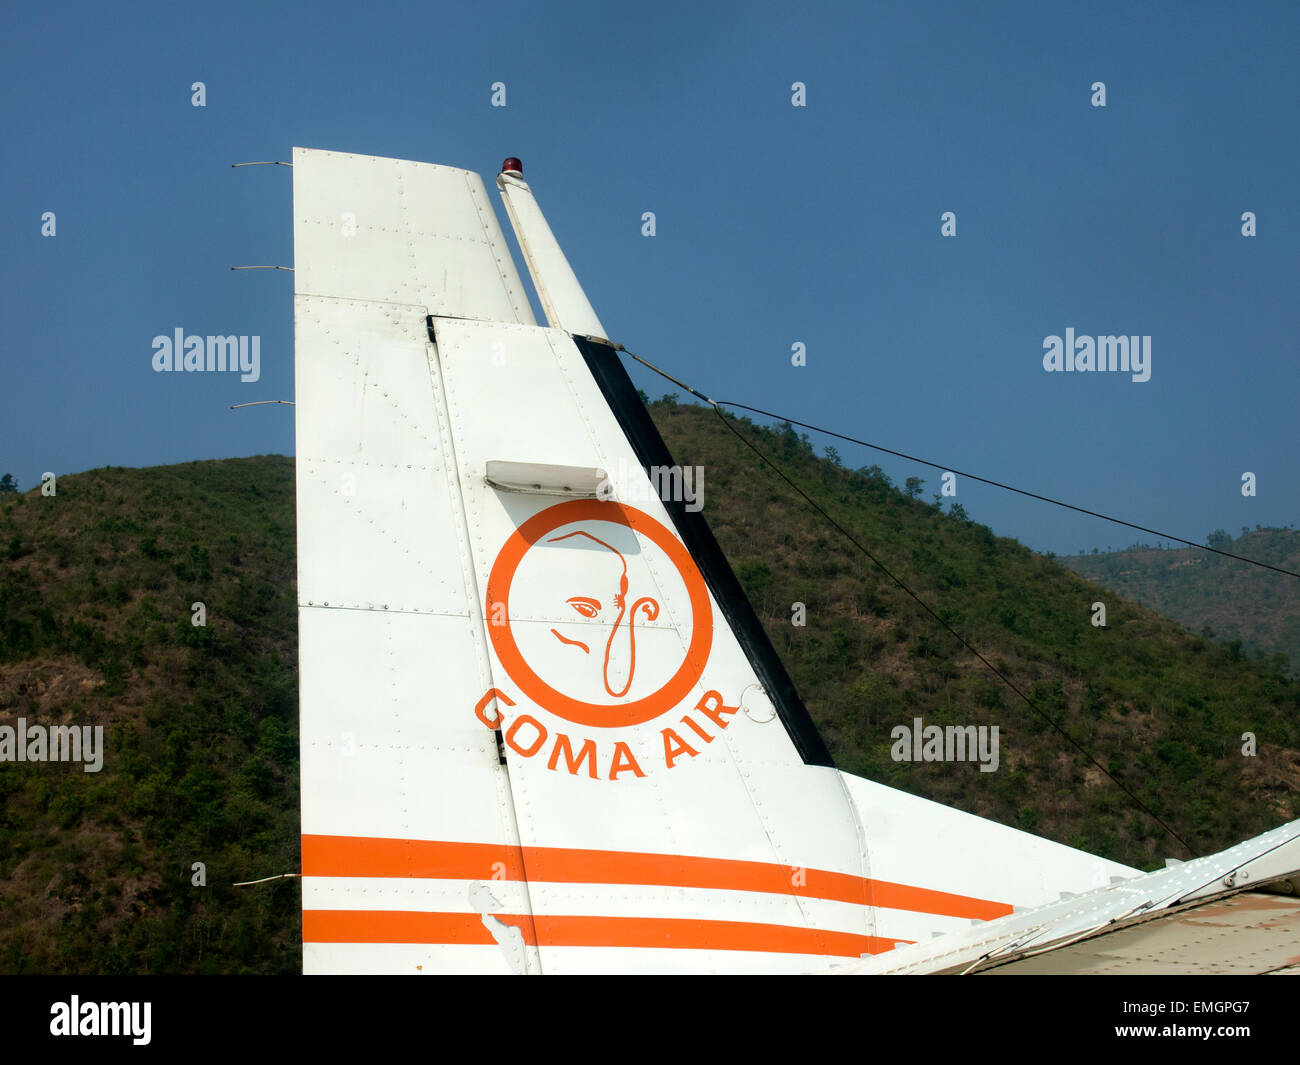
[485, 460, 609, 498]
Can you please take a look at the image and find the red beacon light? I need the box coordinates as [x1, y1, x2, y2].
[500, 157, 523, 177]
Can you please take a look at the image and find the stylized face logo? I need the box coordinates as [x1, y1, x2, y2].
[545, 530, 661, 698]
[486, 501, 713, 729]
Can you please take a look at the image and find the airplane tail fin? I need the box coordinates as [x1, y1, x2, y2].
[293, 149, 1132, 974]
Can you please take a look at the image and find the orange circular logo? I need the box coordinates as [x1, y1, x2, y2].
[486, 500, 713, 728]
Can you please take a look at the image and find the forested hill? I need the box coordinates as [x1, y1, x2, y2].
[1060, 529, 1300, 676]
[0, 397, 1296, 973]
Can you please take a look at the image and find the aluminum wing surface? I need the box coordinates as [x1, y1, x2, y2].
[293, 148, 1162, 975]
[852, 818, 1300, 975]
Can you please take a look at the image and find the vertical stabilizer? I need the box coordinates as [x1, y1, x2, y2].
[293, 148, 1137, 975]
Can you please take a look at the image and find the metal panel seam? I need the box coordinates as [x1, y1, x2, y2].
[463, 169, 534, 326]
[422, 324, 545, 973]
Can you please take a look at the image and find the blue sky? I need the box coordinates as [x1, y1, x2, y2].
[3, 0, 1297, 555]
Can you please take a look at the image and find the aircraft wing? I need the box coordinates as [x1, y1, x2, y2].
[851, 818, 1300, 974]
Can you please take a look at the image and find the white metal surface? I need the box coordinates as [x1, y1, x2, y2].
[496, 170, 606, 339]
[431, 314, 873, 972]
[293, 149, 542, 974]
[292, 147, 1293, 975]
[485, 460, 609, 497]
[841, 772, 1136, 946]
[293, 148, 535, 324]
[852, 818, 1300, 974]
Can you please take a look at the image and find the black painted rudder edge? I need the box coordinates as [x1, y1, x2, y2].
[573, 335, 835, 768]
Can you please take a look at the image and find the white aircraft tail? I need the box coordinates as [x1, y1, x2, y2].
[292, 148, 1135, 975]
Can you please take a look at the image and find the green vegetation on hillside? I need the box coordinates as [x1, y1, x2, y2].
[0, 458, 299, 973]
[1, 402, 1296, 974]
[1061, 529, 1300, 676]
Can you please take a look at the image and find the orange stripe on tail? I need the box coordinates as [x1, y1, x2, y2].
[302, 909, 905, 957]
[301, 834, 1012, 921]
